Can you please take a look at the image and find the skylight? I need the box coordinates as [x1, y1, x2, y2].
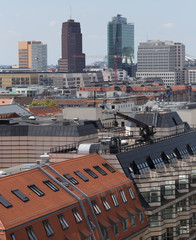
[0, 194, 12, 208]
[43, 180, 59, 192]
[93, 165, 107, 176]
[74, 171, 89, 182]
[11, 189, 29, 202]
[28, 184, 45, 197]
[102, 163, 116, 173]
[84, 168, 98, 179]
[64, 173, 79, 185]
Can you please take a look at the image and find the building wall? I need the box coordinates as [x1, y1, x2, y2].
[0, 73, 38, 88]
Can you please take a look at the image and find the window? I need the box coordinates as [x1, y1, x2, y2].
[10, 233, 16, 240]
[112, 223, 119, 235]
[26, 226, 38, 240]
[64, 173, 79, 185]
[102, 163, 116, 173]
[0, 194, 12, 208]
[111, 194, 119, 207]
[43, 180, 59, 192]
[122, 219, 127, 231]
[43, 220, 54, 237]
[102, 197, 111, 211]
[138, 212, 144, 223]
[73, 208, 82, 223]
[92, 201, 101, 215]
[128, 187, 135, 199]
[84, 168, 98, 179]
[28, 184, 45, 197]
[93, 165, 107, 176]
[74, 171, 89, 182]
[130, 215, 136, 226]
[11, 189, 29, 202]
[120, 190, 127, 203]
[58, 214, 69, 230]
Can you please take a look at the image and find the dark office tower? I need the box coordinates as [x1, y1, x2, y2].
[59, 19, 85, 72]
[107, 14, 134, 72]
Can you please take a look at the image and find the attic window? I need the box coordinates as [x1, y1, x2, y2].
[73, 208, 83, 223]
[111, 193, 119, 207]
[74, 171, 89, 182]
[43, 180, 59, 192]
[11, 189, 29, 202]
[58, 214, 69, 230]
[0, 194, 12, 208]
[102, 197, 111, 211]
[28, 184, 45, 197]
[64, 173, 79, 185]
[93, 165, 107, 176]
[120, 190, 127, 203]
[92, 200, 101, 215]
[84, 168, 98, 179]
[102, 163, 116, 173]
[128, 187, 135, 200]
[10, 233, 16, 240]
[26, 226, 38, 240]
[43, 220, 54, 237]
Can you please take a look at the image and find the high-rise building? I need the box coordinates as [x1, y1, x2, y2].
[18, 41, 47, 72]
[107, 14, 134, 71]
[59, 19, 85, 73]
[136, 40, 185, 85]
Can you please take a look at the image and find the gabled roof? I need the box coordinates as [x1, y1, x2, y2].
[0, 153, 148, 239]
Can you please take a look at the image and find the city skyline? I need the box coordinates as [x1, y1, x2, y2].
[1, 0, 196, 66]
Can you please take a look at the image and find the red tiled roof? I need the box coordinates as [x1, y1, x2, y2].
[27, 105, 62, 116]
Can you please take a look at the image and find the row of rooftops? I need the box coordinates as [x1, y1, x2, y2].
[0, 154, 148, 239]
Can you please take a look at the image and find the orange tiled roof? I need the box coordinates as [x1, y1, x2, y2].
[0, 153, 148, 239]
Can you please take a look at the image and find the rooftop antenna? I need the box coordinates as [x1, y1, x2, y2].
[70, 5, 72, 19]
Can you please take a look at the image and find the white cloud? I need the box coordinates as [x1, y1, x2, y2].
[49, 20, 58, 28]
[162, 23, 174, 29]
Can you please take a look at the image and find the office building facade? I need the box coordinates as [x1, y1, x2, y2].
[136, 40, 185, 85]
[18, 41, 47, 72]
[59, 19, 85, 73]
[107, 14, 134, 71]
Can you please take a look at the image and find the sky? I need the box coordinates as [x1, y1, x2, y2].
[0, 0, 196, 66]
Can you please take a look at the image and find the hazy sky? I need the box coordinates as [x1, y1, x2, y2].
[0, 0, 196, 65]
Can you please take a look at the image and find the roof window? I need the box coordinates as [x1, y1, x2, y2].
[93, 165, 107, 176]
[11, 189, 29, 202]
[84, 168, 98, 179]
[102, 163, 116, 173]
[64, 173, 79, 185]
[43, 180, 59, 192]
[28, 184, 45, 197]
[74, 171, 89, 182]
[0, 194, 12, 208]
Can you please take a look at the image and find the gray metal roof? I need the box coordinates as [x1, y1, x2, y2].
[126, 111, 184, 128]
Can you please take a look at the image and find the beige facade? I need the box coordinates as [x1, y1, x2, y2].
[0, 73, 38, 88]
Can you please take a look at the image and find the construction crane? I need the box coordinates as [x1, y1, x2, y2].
[72, 55, 126, 85]
[113, 111, 155, 143]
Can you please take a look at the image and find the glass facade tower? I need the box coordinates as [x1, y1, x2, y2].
[107, 14, 134, 71]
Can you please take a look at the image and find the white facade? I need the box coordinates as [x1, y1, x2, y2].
[31, 44, 47, 72]
[137, 40, 185, 85]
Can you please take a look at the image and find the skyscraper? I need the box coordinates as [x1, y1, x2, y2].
[59, 19, 85, 73]
[107, 14, 134, 71]
[18, 41, 47, 72]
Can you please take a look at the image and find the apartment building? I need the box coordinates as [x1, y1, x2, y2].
[117, 130, 196, 239]
[0, 153, 148, 240]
